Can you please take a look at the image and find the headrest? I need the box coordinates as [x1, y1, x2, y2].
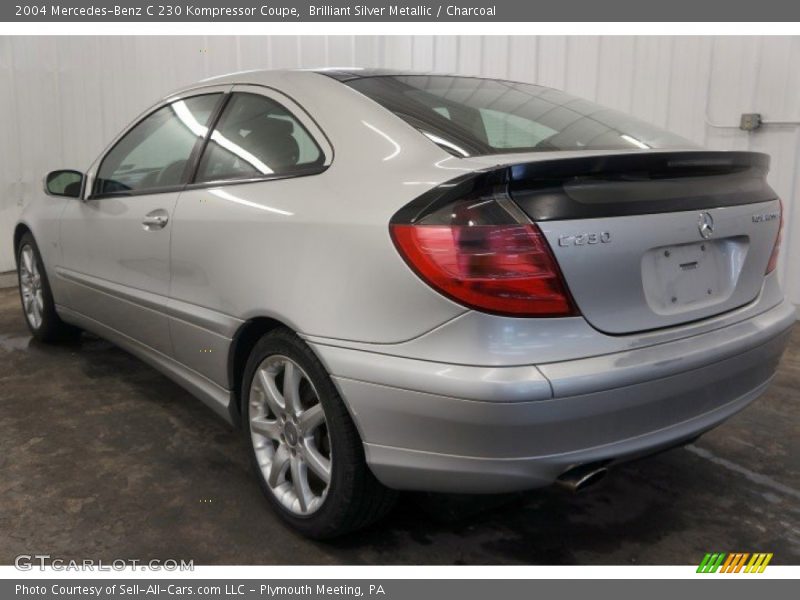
[243, 116, 294, 139]
[239, 116, 299, 170]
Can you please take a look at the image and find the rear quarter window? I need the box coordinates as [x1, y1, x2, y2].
[195, 92, 324, 183]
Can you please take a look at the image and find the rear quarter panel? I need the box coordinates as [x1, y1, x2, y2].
[168, 72, 471, 349]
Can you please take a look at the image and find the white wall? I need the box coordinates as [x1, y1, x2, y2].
[1, 36, 799, 309]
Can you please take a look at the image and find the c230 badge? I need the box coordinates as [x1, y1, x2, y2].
[558, 231, 612, 247]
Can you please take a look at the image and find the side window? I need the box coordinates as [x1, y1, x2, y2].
[195, 93, 324, 183]
[94, 94, 221, 196]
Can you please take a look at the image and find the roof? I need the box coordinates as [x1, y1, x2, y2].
[311, 68, 435, 81]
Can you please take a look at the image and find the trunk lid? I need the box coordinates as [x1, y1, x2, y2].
[503, 151, 781, 334]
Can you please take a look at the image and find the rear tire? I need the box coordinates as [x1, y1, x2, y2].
[17, 232, 80, 343]
[242, 328, 396, 539]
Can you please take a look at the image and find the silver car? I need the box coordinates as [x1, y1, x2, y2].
[15, 69, 794, 538]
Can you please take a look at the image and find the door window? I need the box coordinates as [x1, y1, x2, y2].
[195, 92, 324, 183]
[94, 94, 222, 195]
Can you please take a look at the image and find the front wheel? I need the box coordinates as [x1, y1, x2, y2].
[17, 233, 79, 342]
[243, 328, 396, 538]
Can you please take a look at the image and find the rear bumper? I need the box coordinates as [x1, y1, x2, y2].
[310, 299, 795, 493]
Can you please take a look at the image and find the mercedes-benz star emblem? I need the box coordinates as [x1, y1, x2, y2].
[698, 212, 714, 239]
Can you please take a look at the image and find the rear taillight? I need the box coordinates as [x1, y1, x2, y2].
[390, 190, 577, 317]
[766, 199, 784, 274]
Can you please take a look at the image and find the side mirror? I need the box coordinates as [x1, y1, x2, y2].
[45, 170, 84, 198]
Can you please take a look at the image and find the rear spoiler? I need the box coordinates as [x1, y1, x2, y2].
[393, 151, 776, 224]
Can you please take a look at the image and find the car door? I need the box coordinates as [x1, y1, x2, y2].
[167, 86, 332, 387]
[58, 89, 228, 355]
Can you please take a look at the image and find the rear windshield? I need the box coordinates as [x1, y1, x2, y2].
[346, 75, 696, 157]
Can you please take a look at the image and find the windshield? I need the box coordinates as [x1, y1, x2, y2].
[346, 75, 697, 157]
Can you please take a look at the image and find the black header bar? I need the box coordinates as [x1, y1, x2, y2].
[5, 1, 800, 22]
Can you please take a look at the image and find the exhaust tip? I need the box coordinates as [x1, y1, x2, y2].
[555, 463, 609, 493]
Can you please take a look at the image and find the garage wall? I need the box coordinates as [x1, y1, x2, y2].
[1, 35, 799, 311]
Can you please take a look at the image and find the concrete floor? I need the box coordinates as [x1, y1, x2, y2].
[0, 285, 798, 565]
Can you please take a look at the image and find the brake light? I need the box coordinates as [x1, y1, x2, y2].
[766, 199, 783, 274]
[390, 191, 577, 317]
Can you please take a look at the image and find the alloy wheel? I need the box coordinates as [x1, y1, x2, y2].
[249, 355, 331, 516]
[19, 244, 44, 330]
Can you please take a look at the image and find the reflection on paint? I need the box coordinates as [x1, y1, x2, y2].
[362, 121, 401, 161]
[208, 188, 293, 216]
[421, 131, 470, 157]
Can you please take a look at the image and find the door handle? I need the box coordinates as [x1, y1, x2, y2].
[142, 209, 169, 231]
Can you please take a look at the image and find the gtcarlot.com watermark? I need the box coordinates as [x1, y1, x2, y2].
[14, 554, 194, 572]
